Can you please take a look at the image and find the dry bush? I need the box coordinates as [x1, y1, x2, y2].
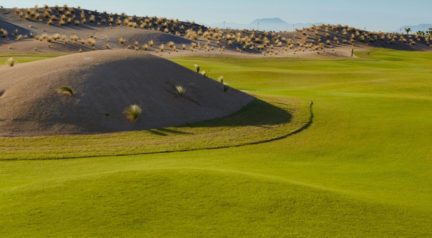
[175, 85, 186, 96]
[124, 104, 142, 122]
[7, 57, 15, 67]
[118, 37, 126, 45]
[194, 64, 200, 73]
[57, 86, 74, 96]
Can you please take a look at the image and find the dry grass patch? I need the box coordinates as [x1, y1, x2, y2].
[57, 86, 74, 96]
[124, 104, 142, 122]
[175, 85, 186, 96]
[6, 57, 15, 67]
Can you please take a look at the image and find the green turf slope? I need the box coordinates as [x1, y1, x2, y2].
[0, 52, 64, 65]
[0, 169, 429, 237]
[0, 98, 312, 160]
[0, 49, 431, 237]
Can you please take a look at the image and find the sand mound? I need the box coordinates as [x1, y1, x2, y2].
[0, 50, 253, 136]
[98, 28, 192, 46]
[0, 28, 192, 53]
[0, 18, 32, 41]
[1, 7, 193, 52]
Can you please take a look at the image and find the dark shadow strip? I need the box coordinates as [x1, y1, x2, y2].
[0, 101, 314, 162]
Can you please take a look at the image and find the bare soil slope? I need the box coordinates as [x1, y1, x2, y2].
[0, 8, 193, 52]
[0, 50, 253, 136]
[2, 7, 430, 56]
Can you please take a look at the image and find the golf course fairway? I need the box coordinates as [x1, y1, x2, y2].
[0, 49, 431, 237]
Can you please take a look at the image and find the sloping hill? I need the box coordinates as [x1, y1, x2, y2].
[1, 6, 431, 55]
[0, 169, 430, 237]
[0, 50, 253, 136]
[0, 7, 196, 52]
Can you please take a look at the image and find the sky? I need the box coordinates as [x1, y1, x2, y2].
[2, 0, 431, 32]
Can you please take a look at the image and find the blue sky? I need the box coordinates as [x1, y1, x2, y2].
[2, 0, 431, 31]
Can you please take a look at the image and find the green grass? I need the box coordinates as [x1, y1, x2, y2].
[0, 48, 431, 237]
[0, 97, 310, 160]
[0, 52, 65, 65]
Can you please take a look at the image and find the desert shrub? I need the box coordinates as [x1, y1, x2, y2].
[194, 64, 200, 73]
[175, 85, 186, 96]
[0, 28, 8, 38]
[118, 37, 126, 45]
[87, 37, 96, 47]
[89, 15, 96, 23]
[124, 104, 142, 122]
[168, 41, 175, 49]
[7, 57, 15, 67]
[57, 86, 74, 96]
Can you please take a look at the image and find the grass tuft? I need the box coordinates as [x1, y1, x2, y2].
[175, 85, 187, 96]
[57, 86, 74, 97]
[194, 64, 200, 73]
[124, 104, 142, 122]
[7, 57, 15, 67]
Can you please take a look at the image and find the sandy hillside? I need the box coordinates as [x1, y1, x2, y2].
[0, 50, 253, 136]
[0, 28, 193, 53]
[2, 6, 431, 57]
[0, 7, 193, 52]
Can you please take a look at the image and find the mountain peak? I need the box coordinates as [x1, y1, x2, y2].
[251, 18, 288, 25]
[213, 18, 321, 32]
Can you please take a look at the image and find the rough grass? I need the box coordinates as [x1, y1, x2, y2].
[0, 49, 431, 237]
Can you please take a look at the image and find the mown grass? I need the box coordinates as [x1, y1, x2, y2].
[0, 52, 65, 65]
[0, 48, 431, 237]
[0, 97, 310, 160]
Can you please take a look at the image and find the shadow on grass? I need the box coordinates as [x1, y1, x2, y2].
[148, 129, 168, 136]
[185, 99, 292, 128]
[149, 128, 193, 136]
[0, 100, 312, 161]
[147, 99, 292, 137]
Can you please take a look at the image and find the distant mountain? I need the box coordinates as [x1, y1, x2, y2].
[250, 18, 289, 31]
[213, 18, 321, 32]
[399, 24, 432, 33]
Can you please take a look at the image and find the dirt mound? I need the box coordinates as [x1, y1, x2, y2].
[2, 7, 431, 54]
[0, 28, 193, 53]
[0, 7, 193, 52]
[283, 25, 431, 51]
[95, 28, 192, 47]
[0, 18, 32, 41]
[0, 50, 253, 136]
